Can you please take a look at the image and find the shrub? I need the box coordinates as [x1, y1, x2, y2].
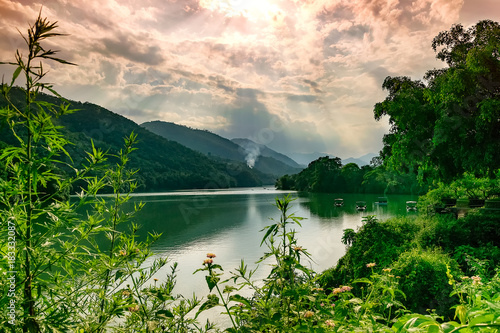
[417, 211, 500, 252]
[319, 216, 420, 290]
[391, 248, 460, 317]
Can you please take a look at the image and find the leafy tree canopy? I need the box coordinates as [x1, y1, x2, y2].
[374, 20, 500, 184]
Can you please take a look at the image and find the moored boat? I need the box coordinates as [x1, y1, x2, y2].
[406, 201, 417, 211]
[334, 198, 344, 207]
[356, 201, 367, 211]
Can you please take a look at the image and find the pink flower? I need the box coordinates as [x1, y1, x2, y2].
[341, 285, 352, 292]
[206, 253, 216, 258]
[366, 262, 376, 268]
[203, 259, 213, 265]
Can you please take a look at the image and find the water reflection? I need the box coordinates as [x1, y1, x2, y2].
[117, 189, 418, 299]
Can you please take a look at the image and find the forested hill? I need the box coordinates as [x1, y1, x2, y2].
[141, 121, 303, 177]
[231, 138, 303, 169]
[0, 87, 275, 191]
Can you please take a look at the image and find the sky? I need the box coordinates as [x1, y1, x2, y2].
[1, 0, 499, 159]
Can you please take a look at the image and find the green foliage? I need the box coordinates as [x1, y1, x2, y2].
[195, 197, 411, 332]
[391, 249, 460, 316]
[141, 121, 303, 178]
[320, 215, 421, 291]
[276, 156, 422, 194]
[0, 88, 271, 191]
[416, 211, 500, 251]
[194, 198, 500, 332]
[416, 173, 500, 222]
[341, 228, 356, 247]
[0, 14, 215, 333]
[374, 20, 500, 184]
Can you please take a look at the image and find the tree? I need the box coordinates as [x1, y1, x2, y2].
[374, 20, 500, 183]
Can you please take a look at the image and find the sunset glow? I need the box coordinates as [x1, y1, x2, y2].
[1, 0, 498, 159]
[199, 0, 283, 21]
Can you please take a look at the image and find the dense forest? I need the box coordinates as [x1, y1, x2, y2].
[275, 155, 424, 194]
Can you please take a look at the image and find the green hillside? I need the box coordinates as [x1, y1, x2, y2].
[141, 121, 303, 177]
[231, 138, 302, 169]
[0, 87, 269, 191]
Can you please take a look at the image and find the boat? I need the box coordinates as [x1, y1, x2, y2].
[356, 201, 367, 211]
[406, 201, 417, 211]
[375, 197, 388, 205]
[334, 198, 344, 207]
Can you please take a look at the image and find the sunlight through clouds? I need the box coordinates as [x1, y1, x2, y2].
[1, 0, 498, 159]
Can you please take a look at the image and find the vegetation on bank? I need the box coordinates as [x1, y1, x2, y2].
[0, 13, 499, 333]
[275, 155, 424, 194]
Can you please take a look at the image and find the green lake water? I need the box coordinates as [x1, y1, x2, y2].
[123, 188, 419, 298]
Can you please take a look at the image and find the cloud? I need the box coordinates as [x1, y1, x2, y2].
[96, 32, 165, 66]
[4, 0, 491, 161]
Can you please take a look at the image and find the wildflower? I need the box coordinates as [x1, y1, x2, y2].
[461, 276, 470, 280]
[203, 259, 213, 265]
[471, 276, 482, 285]
[341, 285, 352, 292]
[333, 288, 342, 294]
[303, 310, 314, 318]
[119, 249, 127, 256]
[154, 278, 158, 282]
[366, 262, 376, 268]
[293, 246, 303, 252]
[383, 268, 392, 272]
[129, 304, 139, 312]
[122, 290, 131, 297]
[388, 274, 395, 278]
[325, 320, 335, 327]
[207, 253, 216, 258]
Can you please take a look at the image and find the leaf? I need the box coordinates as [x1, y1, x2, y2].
[10, 66, 22, 87]
[155, 309, 174, 319]
[260, 224, 278, 246]
[205, 275, 220, 292]
[229, 294, 251, 308]
[194, 296, 220, 319]
[469, 314, 494, 326]
[353, 278, 373, 285]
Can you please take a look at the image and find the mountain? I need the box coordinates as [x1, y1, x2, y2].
[141, 121, 303, 177]
[342, 153, 378, 166]
[0, 87, 272, 191]
[231, 138, 302, 169]
[285, 152, 378, 168]
[285, 152, 333, 166]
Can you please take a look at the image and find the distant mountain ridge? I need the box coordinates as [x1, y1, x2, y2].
[141, 121, 303, 177]
[342, 153, 378, 166]
[286, 151, 377, 167]
[231, 138, 302, 169]
[0, 87, 276, 191]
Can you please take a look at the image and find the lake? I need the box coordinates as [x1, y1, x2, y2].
[125, 188, 418, 298]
